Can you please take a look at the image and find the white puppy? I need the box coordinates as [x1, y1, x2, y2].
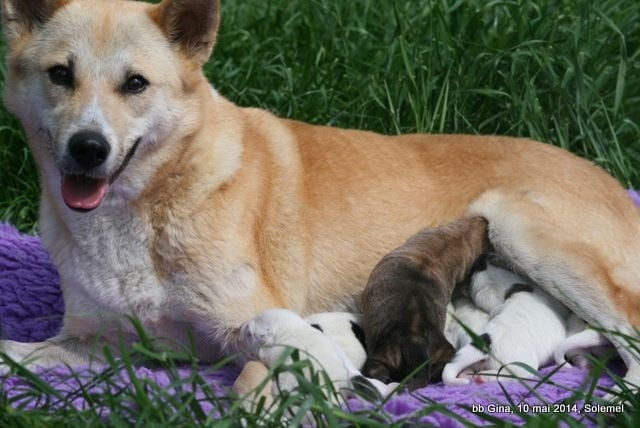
[443, 264, 569, 385]
[468, 263, 530, 313]
[237, 308, 394, 399]
[554, 314, 612, 368]
[445, 297, 490, 350]
[304, 312, 367, 370]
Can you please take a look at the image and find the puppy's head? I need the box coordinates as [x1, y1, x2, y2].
[1, 0, 220, 212]
[362, 333, 455, 389]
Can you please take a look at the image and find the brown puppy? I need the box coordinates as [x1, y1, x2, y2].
[361, 217, 489, 388]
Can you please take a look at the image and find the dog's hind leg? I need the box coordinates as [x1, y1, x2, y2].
[469, 188, 640, 394]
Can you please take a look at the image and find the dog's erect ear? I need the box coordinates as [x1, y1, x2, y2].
[150, 0, 221, 64]
[1, 0, 68, 43]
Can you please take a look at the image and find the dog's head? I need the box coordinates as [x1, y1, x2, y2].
[1, 0, 220, 212]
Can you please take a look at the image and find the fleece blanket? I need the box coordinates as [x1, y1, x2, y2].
[2, 191, 639, 425]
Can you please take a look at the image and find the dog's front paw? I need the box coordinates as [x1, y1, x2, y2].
[0, 336, 98, 374]
[237, 322, 261, 361]
[0, 340, 48, 374]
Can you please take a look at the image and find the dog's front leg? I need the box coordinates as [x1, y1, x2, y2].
[0, 335, 106, 372]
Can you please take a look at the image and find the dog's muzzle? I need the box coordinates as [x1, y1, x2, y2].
[60, 133, 141, 213]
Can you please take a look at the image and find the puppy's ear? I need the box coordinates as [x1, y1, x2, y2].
[431, 338, 456, 363]
[150, 0, 221, 64]
[362, 357, 393, 384]
[1, 0, 68, 43]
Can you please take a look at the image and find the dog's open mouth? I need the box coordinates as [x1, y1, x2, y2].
[61, 176, 109, 212]
[60, 138, 142, 212]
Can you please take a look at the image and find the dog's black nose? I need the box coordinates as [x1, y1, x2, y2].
[68, 131, 110, 169]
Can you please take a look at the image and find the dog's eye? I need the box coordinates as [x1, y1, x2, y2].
[47, 65, 74, 88]
[123, 74, 149, 94]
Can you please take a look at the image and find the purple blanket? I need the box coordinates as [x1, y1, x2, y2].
[2, 191, 639, 425]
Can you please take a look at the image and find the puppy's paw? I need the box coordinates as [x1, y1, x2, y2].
[442, 363, 474, 386]
[443, 368, 474, 386]
[237, 322, 262, 360]
[350, 375, 383, 401]
[569, 354, 592, 369]
[350, 375, 401, 401]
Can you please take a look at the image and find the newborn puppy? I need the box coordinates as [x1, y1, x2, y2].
[554, 314, 613, 368]
[237, 308, 394, 399]
[304, 312, 367, 370]
[443, 265, 569, 385]
[361, 217, 490, 388]
[445, 296, 490, 350]
[468, 260, 533, 313]
[445, 254, 491, 350]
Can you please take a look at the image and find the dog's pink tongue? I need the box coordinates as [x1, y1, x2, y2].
[61, 176, 109, 211]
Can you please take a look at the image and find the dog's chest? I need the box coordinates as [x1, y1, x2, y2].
[45, 210, 166, 322]
[44, 206, 259, 337]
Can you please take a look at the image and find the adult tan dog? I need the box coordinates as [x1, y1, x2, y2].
[1, 0, 639, 390]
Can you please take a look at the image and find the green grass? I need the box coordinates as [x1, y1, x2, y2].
[0, 0, 639, 426]
[0, 321, 639, 427]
